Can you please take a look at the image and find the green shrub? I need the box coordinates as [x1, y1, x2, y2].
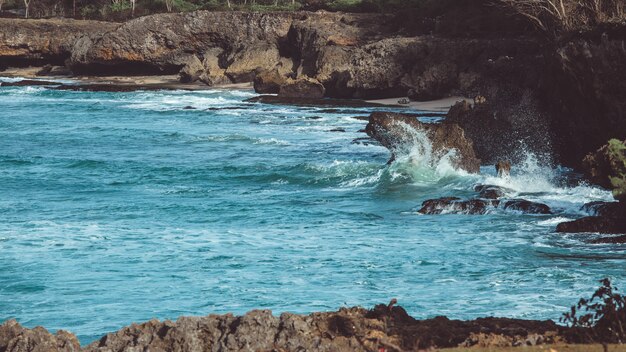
[607, 139, 626, 201]
[562, 278, 626, 344]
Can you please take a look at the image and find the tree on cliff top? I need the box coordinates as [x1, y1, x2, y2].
[495, 0, 624, 34]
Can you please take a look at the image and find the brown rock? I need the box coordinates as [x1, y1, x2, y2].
[556, 216, 626, 234]
[0, 320, 80, 352]
[178, 55, 204, 83]
[503, 199, 552, 215]
[278, 77, 325, 99]
[253, 68, 288, 94]
[365, 111, 481, 173]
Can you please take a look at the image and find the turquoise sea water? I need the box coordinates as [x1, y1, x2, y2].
[1, 80, 625, 344]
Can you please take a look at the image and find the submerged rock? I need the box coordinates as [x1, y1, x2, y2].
[365, 112, 480, 173]
[474, 184, 511, 199]
[503, 199, 552, 215]
[418, 197, 499, 215]
[556, 216, 626, 234]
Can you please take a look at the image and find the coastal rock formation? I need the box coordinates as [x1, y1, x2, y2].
[503, 200, 552, 215]
[0, 304, 564, 351]
[0, 319, 80, 352]
[69, 11, 297, 76]
[582, 139, 626, 201]
[418, 197, 500, 215]
[556, 201, 626, 235]
[278, 77, 325, 98]
[556, 216, 626, 234]
[419, 184, 552, 216]
[0, 18, 117, 66]
[253, 68, 289, 94]
[365, 112, 481, 173]
[0, 11, 624, 171]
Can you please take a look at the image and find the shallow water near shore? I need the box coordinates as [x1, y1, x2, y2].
[0, 82, 625, 344]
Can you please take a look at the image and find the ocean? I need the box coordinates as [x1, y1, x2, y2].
[1, 81, 624, 344]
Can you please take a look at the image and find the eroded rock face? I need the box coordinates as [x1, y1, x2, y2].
[365, 112, 481, 173]
[0, 18, 117, 66]
[556, 216, 626, 234]
[1, 304, 565, 351]
[278, 77, 325, 98]
[253, 68, 289, 94]
[0, 320, 80, 352]
[582, 139, 626, 201]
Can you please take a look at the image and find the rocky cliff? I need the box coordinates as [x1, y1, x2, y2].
[0, 18, 117, 68]
[0, 12, 625, 170]
[0, 304, 565, 352]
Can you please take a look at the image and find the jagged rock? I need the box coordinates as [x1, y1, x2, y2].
[0, 304, 562, 352]
[581, 201, 625, 218]
[253, 68, 289, 94]
[474, 185, 509, 199]
[503, 199, 552, 215]
[418, 197, 499, 215]
[278, 77, 325, 99]
[0, 320, 80, 352]
[365, 112, 481, 173]
[178, 55, 204, 83]
[582, 139, 626, 201]
[0, 18, 117, 66]
[556, 216, 626, 234]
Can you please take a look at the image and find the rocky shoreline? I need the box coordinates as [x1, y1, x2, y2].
[1, 11, 625, 169]
[0, 302, 577, 351]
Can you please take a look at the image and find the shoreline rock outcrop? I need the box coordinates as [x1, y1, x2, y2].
[1, 11, 625, 172]
[418, 184, 553, 216]
[365, 111, 481, 173]
[0, 304, 566, 351]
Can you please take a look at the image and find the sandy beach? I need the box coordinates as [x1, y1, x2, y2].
[367, 96, 472, 112]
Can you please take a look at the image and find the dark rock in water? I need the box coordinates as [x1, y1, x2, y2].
[329, 128, 346, 132]
[0, 79, 59, 87]
[182, 106, 196, 110]
[253, 69, 288, 94]
[580, 201, 625, 218]
[503, 199, 552, 214]
[365, 112, 481, 173]
[351, 137, 378, 146]
[479, 188, 505, 200]
[591, 235, 626, 244]
[473, 185, 511, 199]
[418, 197, 499, 215]
[278, 77, 325, 99]
[556, 216, 626, 234]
